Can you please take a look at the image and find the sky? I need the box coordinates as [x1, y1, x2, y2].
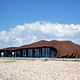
[0, 0, 80, 48]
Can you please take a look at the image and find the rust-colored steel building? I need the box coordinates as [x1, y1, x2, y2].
[0, 40, 80, 58]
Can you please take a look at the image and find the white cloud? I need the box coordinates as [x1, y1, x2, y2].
[0, 21, 80, 48]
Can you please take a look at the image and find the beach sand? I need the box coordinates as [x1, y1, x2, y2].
[0, 59, 80, 80]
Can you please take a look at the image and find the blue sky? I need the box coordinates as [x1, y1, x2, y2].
[0, 0, 80, 30]
[0, 0, 80, 48]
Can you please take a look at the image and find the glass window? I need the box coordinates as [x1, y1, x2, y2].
[22, 49, 26, 57]
[28, 49, 33, 57]
[47, 48, 51, 57]
[41, 48, 51, 57]
[42, 48, 46, 57]
[45, 48, 48, 57]
[51, 48, 57, 57]
[53, 49, 57, 57]
[34, 48, 40, 57]
[8, 51, 12, 57]
[4, 50, 12, 57]
[16, 50, 21, 57]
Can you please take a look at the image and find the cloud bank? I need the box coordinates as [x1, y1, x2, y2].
[0, 21, 80, 48]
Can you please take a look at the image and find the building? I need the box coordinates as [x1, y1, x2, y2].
[0, 40, 80, 58]
[0, 47, 18, 57]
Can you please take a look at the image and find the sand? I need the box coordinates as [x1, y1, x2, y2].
[0, 59, 80, 80]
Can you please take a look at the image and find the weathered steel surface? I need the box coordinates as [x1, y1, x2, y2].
[19, 40, 80, 58]
[0, 47, 18, 51]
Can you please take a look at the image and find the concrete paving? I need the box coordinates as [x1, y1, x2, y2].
[0, 57, 80, 61]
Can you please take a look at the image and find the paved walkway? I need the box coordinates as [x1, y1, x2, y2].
[0, 57, 80, 61]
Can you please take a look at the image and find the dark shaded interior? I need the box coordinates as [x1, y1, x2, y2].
[14, 47, 57, 58]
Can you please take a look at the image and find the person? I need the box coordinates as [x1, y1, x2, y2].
[1, 52, 4, 57]
[12, 52, 14, 57]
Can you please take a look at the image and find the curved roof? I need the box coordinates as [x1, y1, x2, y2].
[0, 47, 18, 51]
[0, 40, 80, 58]
[19, 40, 80, 58]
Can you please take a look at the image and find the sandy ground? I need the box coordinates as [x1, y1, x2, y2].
[0, 59, 80, 80]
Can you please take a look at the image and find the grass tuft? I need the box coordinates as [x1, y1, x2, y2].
[4, 60, 17, 63]
[44, 59, 48, 62]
